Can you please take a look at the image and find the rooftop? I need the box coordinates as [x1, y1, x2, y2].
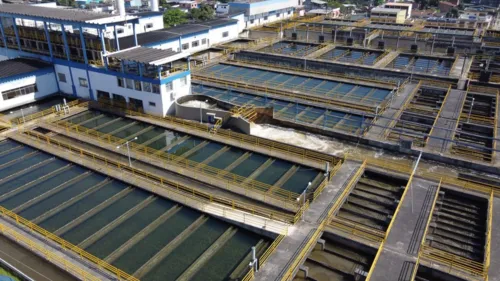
[371, 7, 405, 13]
[0, 57, 52, 80]
[0, 3, 137, 24]
[106, 46, 186, 65]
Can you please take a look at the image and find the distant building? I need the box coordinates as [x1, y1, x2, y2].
[370, 7, 406, 23]
[439, 1, 457, 13]
[179, 0, 198, 10]
[379, 2, 412, 19]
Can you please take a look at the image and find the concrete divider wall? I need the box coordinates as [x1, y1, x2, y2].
[175, 95, 232, 124]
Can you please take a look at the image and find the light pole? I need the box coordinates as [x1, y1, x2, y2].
[467, 97, 475, 123]
[297, 182, 312, 221]
[200, 99, 208, 124]
[116, 136, 137, 167]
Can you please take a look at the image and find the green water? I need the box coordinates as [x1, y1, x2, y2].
[66, 111, 100, 125]
[146, 131, 184, 151]
[0, 159, 68, 196]
[39, 181, 124, 232]
[62, 189, 149, 245]
[187, 142, 225, 163]
[113, 123, 150, 140]
[85, 199, 175, 258]
[191, 230, 260, 281]
[0, 140, 20, 151]
[207, 148, 246, 169]
[142, 218, 229, 281]
[133, 128, 162, 145]
[255, 160, 293, 186]
[282, 168, 321, 193]
[230, 154, 268, 178]
[0, 147, 35, 164]
[0, 153, 52, 178]
[76, 115, 117, 129]
[0, 166, 86, 210]
[19, 174, 108, 220]
[167, 137, 204, 156]
[98, 119, 131, 134]
[113, 208, 201, 274]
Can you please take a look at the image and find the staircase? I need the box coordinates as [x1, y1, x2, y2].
[231, 104, 258, 122]
[209, 117, 223, 135]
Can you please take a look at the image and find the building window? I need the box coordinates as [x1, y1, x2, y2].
[149, 102, 156, 107]
[152, 84, 160, 94]
[57, 73, 66, 83]
[2, 84, 38, 100]
[277, 13, 280, 17]
[222, 31, 229, 38]
[288, 11, 291, 15]
[182, 43, 189, 50]
[117, 28, 124, 34]
[125, 79, 134, 89]
[250, 19, 254, 24]
[202, 38, 207, 45]
[143, 82, 152, 92]
[117, 77, 124, 88]
[135, 81, 142, 91]
[180, 76, 187, 86]
[79, 78, 88, 88]
[264, 16, 268, 20]
[192, 40, 199, 48]
[145, 23, 153, 28]
[165, 82, 173, 91]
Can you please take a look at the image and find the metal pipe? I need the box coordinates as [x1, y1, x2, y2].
[117, 136, 138, 166]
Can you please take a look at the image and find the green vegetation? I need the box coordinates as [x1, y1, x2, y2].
[446, 7, 459, 17]
[163, 9, 187, 28]
[0, 267, 21, 281]
[56, 0, 75, 7]
[189, 4, 215, 21]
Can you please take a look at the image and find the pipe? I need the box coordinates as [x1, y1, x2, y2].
[117, 0, 126, 17]
[150, 0, 159, 12]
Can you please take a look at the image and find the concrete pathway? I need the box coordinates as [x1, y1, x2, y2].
[487, 197, 500, 281]
[253, 161, 360, 281]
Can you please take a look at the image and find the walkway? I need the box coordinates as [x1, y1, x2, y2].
[253, 161, 360, 281]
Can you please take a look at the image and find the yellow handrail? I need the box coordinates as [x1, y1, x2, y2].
[11, 99, 84, 125]
[21, 130, 297, 225]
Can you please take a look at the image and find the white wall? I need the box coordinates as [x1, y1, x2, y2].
[248, 0, 297, 16]
[245, 11, 293, 28]
[0, 72, 58, 111]
[209, 24, 239, 45]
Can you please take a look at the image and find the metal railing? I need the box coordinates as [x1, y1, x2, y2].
[0, 205, 135, 281]
[10, 99, 85, 125]
[21, 130, 298, 227]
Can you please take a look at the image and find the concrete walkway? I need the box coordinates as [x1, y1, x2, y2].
[253, 161, 360, 281]
[426, 89, 466, 153]
[368, 178, 436, 281]
[487, 197, 500, 281]
[365, 83, 418, 140]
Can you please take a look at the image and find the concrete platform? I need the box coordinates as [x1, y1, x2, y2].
[487, 197, 500, 281]
[368, 178, 436, 281]
[253, 160, 360, 281]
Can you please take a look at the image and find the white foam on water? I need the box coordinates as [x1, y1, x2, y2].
[250, 123, 368, 157]
[182, 100, 211, 108]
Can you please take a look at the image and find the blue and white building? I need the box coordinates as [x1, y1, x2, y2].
[0, 2, 240, 116]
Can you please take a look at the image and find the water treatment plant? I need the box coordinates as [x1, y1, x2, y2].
[1, 2, 500, 281]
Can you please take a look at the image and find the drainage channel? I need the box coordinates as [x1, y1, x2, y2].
[0, 138, 271, 281]
[292, 233, 377, 281]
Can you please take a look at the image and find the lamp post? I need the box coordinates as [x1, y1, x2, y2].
[116, 136, 138, 167]
[200, 99, 209, 124]
[297, 182, 312, 221]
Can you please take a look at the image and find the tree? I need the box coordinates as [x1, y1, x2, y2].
[56, 0, 75, 7]
[163, 9, 187, 28]
[446, 7, 459, 18]
[373, 0, 384, 6]
[326, 0, 341, 8]
[189, 4, 215, 21]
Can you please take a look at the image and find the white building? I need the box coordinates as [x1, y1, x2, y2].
[217, 0, 298, 29]
[0, 58, 58, 112]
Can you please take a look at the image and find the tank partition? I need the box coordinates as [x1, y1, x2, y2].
[292, 232, 377, 281]
[413, 265, 470, 281]
[450, 89, 498, 163]
[385, 85, 450, 147]
[191, 83, 373, 136]
[194, 62, 395, 114]
[0, 138, 275, 281]
[328, 168, 409, 245]
[468, 54, 500, 83]
[419, 187, 492, 279]
[317, 46, 388, 66]
[256, 40, 325, 57]
[385, 53, 457, 76]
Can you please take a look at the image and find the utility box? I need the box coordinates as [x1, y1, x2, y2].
[291, 32, 297, 40]
[378, 41, 385, 50]
[207, 113, 216, 124]
[346, 37, 354, 46]
[319, 35, 325, 43]
[410, 44, 418, 53]
[446, 47, 455, 56]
